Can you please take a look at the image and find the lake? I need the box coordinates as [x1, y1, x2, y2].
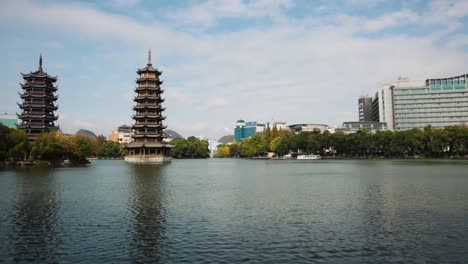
[1, 159, 468, 263]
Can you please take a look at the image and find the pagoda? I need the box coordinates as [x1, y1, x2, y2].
[125, 50, 173, 163]
[17, 55, 59, 140]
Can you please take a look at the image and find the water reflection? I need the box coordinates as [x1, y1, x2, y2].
[128, 164, 167, 263]
[11, 168, 60, 263]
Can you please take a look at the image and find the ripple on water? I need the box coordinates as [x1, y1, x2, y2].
[0, 159, 468, 263]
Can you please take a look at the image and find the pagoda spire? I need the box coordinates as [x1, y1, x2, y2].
[147, 49, 152, 65]
[38, 53, 43, 72]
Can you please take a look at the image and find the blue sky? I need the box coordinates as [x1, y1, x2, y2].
[1, 0, 467, 139]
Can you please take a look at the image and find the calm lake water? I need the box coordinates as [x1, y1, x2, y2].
[1, 159, 468, 263]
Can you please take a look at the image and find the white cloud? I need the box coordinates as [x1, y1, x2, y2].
[166, 0, 294, 27]
[111, 0, 140, 7]
[2, 0, 468, 139]
[362, 9, 419, 32]
[59, 113, 97, 133]
[446, 34, 468, 48]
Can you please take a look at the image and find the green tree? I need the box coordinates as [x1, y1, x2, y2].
[0, 124, 10, 161]
[6, 129, 30, 161]
[269, 136, 282, 153]
[215, 145, 230, 158]
[30, 132, 66, 162]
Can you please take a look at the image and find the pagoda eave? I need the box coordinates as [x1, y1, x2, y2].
[21, 72, 58, 81]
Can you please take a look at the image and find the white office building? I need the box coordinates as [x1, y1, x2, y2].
[373, 74, 468, 130]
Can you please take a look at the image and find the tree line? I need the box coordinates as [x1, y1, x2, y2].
[170, 137, 210, 158]
[0, 125, 126, 166]
[215, 125, 468, 159]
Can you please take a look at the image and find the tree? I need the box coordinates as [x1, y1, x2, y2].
[6, 129, 30, 161]
[30, 132, 66, 162]
[169, 137, 210, 158]
[74, 135, 97, 158]
[269, 136, 282, 153]
[0, 124, 10, 161]
[215, 145, 230, 158]
[264, 126, 272, 147]
[97, 141, 123, 158]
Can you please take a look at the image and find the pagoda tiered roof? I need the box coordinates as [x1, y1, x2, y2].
[21, 71, 58, 81]
[137, 64, 162, 75]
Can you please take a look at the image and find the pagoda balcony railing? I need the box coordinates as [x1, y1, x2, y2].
[136, 77, 163, 83]
[133, 104, 165, 110]
[133, 123, 166, 128]
[134, 96, 165, 102]
[18, 114, 58, 120]
[18, 103, 58, 110]
[19, 111, 52, 115]
[20, 121, 51, 127]
[135, 87, 163, 92]
[134, 122, 166, 126]
[134, 93, 160, 97]
[133, 133, 163, 138]
[20, 93, 58, 100]
[132, 114, 166, 119]
[21, 120, 54, 124]
[19, 126, 54, 130]
[20, 90, 56, 95]
[22, 83, 58, 90]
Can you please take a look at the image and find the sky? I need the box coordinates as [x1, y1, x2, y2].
[1, 0, 467, 140]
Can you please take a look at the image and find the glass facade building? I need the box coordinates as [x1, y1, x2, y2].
[234, 120, 257, 142]
[393, 74, 468, 130]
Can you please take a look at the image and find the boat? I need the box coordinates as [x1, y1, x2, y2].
[297, 154, 321, 160]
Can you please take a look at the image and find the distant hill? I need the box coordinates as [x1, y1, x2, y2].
[165, 129, 183, 139]
[218, 135, 234, 144]
[76, 129, 98, 140]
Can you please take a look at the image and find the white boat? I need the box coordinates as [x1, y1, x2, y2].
[297, 154, 321, 160]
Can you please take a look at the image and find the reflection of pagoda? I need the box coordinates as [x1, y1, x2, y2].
[17, 55, 58, 140]
[125, 50, 173, 163]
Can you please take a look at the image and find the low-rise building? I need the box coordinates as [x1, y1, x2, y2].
[288, 123, 330, 133]
[109, 124, 133, 144]
[207, 139, 220, 155]
[0, 114, 18, 129]
[269, 120, 288, 130]
[340, 121, 387, 133]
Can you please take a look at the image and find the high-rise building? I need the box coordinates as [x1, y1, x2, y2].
[17, 55, 59, 140]
[358, 96, 373, 122]
[125, 51, 173, 163]
[393, 74, 468, 130]
[371, 93, 380, 122]
[372, 74, 468, 130]
[374, 83, 395, 130]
